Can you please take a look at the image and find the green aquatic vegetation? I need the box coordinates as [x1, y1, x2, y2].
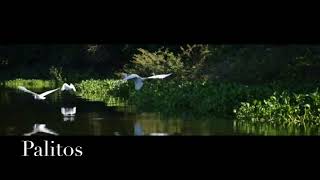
[78, 93, 126, 107]
[3, 79, 57, 89]
[76, 79, 129, 97]
[111, 79, 274, 115]
[233, 120, 320, 136]
[75, 79, 129, 106]
[126, 80, 276, 116]
[49, 66, 66, 83]
[235, 89, 320, 127]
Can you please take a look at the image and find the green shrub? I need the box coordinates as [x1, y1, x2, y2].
[49, 66, 65, 83]
[124, 48, 183, 77]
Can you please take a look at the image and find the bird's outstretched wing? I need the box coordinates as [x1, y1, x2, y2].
[24, 131, 37, 136]
[146, 73, 172, 79]
[38, 124, 59, 136]
[40, 128, 58, 136]
[133, 78, 144, 90]
[69, 83, 76, 91]
[61, 83, 77, 91]
[123, 74, 141, 81]
[61, 83, 69, 91]
[72, 107, 77, 114]
[61, 107, 66, 115]
[40, 88, 59, 97]
[18, 86, 38, 96]
[23, 124, 40, 136]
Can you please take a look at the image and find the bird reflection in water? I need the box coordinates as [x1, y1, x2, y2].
[88, 113, 102, 135]
[134, 121, 169, 136]
[61, 107, 76, 122]
[6, 126, 17, 136]
[24, 124, 58, 136]
[114, 132, 120, 136]
[149, 133, 169, 136]
[134, 121, 144, 136]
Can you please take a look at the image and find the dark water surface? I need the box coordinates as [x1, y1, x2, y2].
[0, 87, 319, 136]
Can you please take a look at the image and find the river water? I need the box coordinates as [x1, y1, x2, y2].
[0, 87, 318, 136]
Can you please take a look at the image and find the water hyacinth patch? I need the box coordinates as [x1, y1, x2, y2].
[234, 89, 320, 127]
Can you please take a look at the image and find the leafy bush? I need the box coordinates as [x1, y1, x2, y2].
[179, 44, 211, 80]
[124, 44, 214, 81]
[49, 66, 65, 83]
[124, 48, 183, 76]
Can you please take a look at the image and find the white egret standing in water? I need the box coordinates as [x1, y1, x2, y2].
[61, 83, 76, 92]
[18, 86, 59, 100]
[122, 73, 172, 90]
[24, 124, 58, 136]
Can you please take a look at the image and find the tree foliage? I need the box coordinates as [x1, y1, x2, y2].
[0, 44, 319, 84]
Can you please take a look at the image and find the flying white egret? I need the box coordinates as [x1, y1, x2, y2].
[61, 83, 76, 92]
[122, 73, 172, 90]
[18, 86, 59, 100]
[24, 124, 58, 136]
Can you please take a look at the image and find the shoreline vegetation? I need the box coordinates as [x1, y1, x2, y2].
[1, 44, 320, 132]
